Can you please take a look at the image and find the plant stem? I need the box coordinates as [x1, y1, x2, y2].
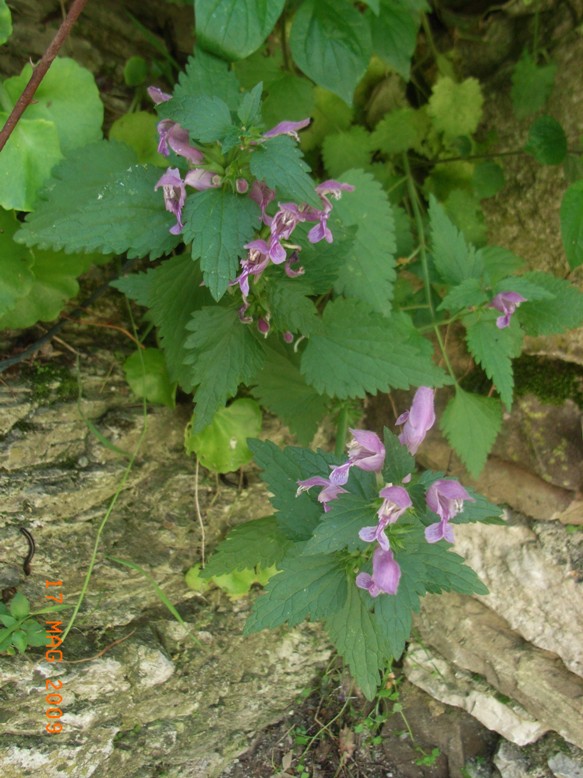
[335, 405, 349, 458]
[0, 0, 91, 152]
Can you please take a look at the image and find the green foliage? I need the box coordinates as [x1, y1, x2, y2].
[560, 180, 583, 270]
[0, 595, 60, 655]
[332, 169, 397, 313]
[109, 112, 166, 166]
[322, 128, 372, 178]
[124, 348, 177, 408]
[0, 0, 12, 45]
[123, 56, 148, 87]
[183, 188, 260, 300]
[524, 115, 567, 165]
[250, 135, 320, 206]
[195, 0, 286, 61]
[304, 493, 376, 555]
[185, 397, 262, 472]
[261, 74, 315, 127]
[382, 428, 415, 483]
[171, 46, 241, 110]
[370, 107, 429, 156]
[201, 516, 291, 577]
[183, 306, 265, 431]
[369, 0, 423, 80]
[17, 141, 180, 259]
[440, 389, 503, 477]
[516, 272, 583, 335]
[511, 52, 556, 119]
[427, 77, 483, 139]
[429, 196, 483, 284]
[465, 314, 523, 410]
[289, 0, 372, 106]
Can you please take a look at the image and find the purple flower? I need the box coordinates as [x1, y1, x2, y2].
[156, 120, 204, 165]
[184, 168, 222, 191]
[249, 181, 276, 226]
[307, 180, 355, 244]
[155, 168, 186, 235]
[263, 118, 311, 142]
[347, 429, 385, 472]
[284, 251, 305, 280]
[257, 317, 270, 337]
[236, 178, 249, 194]
[147, 86, 172, 105]
[359, 485, 412, 550]
[395, 387, 436, 455]
[230, 241, 271, 298]
[296, 475, 347, 512]
[356, 547, 401, 597]
[489, 291, 527, 329]
[424, 478, 474, 544]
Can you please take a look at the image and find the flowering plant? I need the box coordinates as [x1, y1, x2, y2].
[202, 388, 501, 698]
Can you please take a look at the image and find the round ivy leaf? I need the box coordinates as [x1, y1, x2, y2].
[109, 112, 167, 166]
[185, 398, 262, 473]
[524, 115, 567, 165]
[124, 348, 177, 408]
[123, 56, 148, 87]
[0, 0, 13, 45]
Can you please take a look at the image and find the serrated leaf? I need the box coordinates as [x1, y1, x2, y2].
[444, 189, 487, 247]
[184, 306, 266, 430]
[0, 210, 35, 316]
[17, 141, 180, 259]
[234, 48, 283, 91]
[289, 0, 372, 106]
[171, 47, 241, 110]
[382, 428, 415, 483]
[440, 389, 502, 477]
[304, 493, 376, 555]
[560, 180, 583, 270]
[493, 276, 555, 302]
[327, 582, 387, 699]
[466, 315, 521, 410]
[438, 278, 488, 314]
[183, 189, 260, 300]
[516, 271, 583, 335]
[332, 169, 396, 313]
[162, 94, 234, 144]
[185, 397, 262, 472]
[4, 57, 103, 155]
[370, 107, 429, 156]
[298, 222, 356, 294]
[374, 556, 423, 659]
[511, 52, 556, 120]
[262, 74, 315, 128]
[195, 0, 286, 61]
[251, 346, 329, 445]
[124, 348, 177, 408]
[238, 82, 263, 126]
[248, 439, 341, 540]
[370, 0, 421, 80]
[264, 277, 319, 335]
[429, 195, 483, 284]
[416, 542, 488, 595]
[455, 488, 503, 524]
[250, 135, 319, 206]
[245, 548, 348, 631]
[479, 245, 525, 284]
[301, 298, 450, 398]
[322, 128, 372, 178]
[428, 77, 484, 139]
[202, 516, 291, 577]
[0, 117, 62, 211]
[524, 115, 567, 165]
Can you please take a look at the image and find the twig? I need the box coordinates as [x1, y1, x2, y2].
[194, 458, 206, 566]
[0, 0, 91, 152]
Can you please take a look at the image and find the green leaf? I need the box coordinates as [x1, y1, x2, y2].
[109, 112, 166, 166]
[195, 0, 286, 61]
[123, 55, 148, 87]
[524, 115, 567, 165]
[427, 77, 484, 139]
[466, 315, 522, 410]
[0, 210, 35, 317]
[560, 180, 583, 270]
[298, 222, 356, 294]
[438, 278, 488, 314]
[322, 128, 372, 178]
[493, 276, 555, 302]
[17, 141, 180, 259]
[171, 47, 241, 110]
[374, 555, 423, 659]
[12, 630, 28, 653]
[429, 195, 484, 284]
[382, 428, 415, 483]
[183, 189, 260, 300]
[124, 348, 177, 408]
[455, 488, 503, 524]
[479, 245, 525, 285]
[184, 306, 266, 431]
[370, 107, 429, 156]
[0, 117, 62, 211]
[370, 0, 421, 80]
[333, 169, 396, 313]
[301, 298, 450, 399]
[9, 592, 30, 620]
[327, 582, 386, 700]
[444, 189, 487, 247]
[4, 57, 103, 154]
[163, 95, 233, 144]
[202, 516, 291, 577]
[472, 161, 505, 199]
[0, 0, 12, 45]
[289, 0, 372, 106]
[185, 397, 262, 472]
[300, 87, 353, 152]
[262, 75, 315, 128]
[440, 389, 503, 477]
[511, 52, 556, 120]
[250, 135, 319, 206]
[516, 271, 583, 335]
[234, 48, 283, 91]
[245, 548, 348, 631]
[238, 82, 263, 126]
[416, 543, 488, 595]
[248, 438, 340, 540]
[304, 493, 375, 555]
[251, 346, 329, 446]
[264, 278, 319, 336]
